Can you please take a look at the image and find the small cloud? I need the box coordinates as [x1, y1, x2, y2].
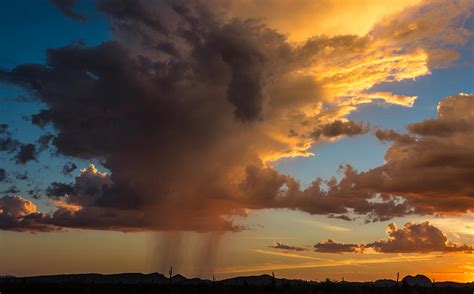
[49, 0, 86, 22]
[270, 241, 308, 251]
[296, 219, 352, 232]
[15, 143, 38, 164]
[0, 137, 20, 152]
[0, 124, 8, 133]
[37, 133, 54, 152]
[314, 239, 361, 254]
[62, 162, 78, 176]
[312, 120, 370, 139]
[0, 168, 6, 182]
[15, 172, 28, 180]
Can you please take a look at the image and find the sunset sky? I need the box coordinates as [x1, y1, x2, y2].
[0, 0, 473, 283]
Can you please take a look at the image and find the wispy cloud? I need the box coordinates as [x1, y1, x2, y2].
[240, 236, 296, 240]
[217, 253, 438, 274]
[254, 249, 328, 261]
[295, 219, 352, 232]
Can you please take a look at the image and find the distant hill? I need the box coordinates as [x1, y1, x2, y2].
[402, 274, 432, 287]
[373, 279, 397, 287]
[220, 274, 310, 287]
[14, 273, 169, 284]
[1, 272, 473, 289]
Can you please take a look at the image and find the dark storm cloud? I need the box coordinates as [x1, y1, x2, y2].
[96, 0, 167, 33]
[312, 120, 370, 139]
[62, 162, 78, 175]
[49, 0, 86, 22]
[2, 168, 147, 232]
[0, 0, 328, 232]
[14, 143, 38, 164]
[0, 0, 471, 232]
[217, 23, 266, 122]
[271, 241, 308, 251]
[49, 205, 147, 232]
[47, 165, 112, 206]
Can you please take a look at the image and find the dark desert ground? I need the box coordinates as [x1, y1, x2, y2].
[1, 273, 474, 294]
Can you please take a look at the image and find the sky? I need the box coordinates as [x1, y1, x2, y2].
[0, 0, 473, 283]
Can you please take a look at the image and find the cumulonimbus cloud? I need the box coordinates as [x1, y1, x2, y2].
[0, 0, 472, 232]
[0, 92, 473, 231]
[271, 221, 473, 254]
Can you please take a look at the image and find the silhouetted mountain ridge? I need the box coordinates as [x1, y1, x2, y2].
[1, 272, 473, 288]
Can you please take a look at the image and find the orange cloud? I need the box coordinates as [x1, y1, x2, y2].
[0, 196, 57, 232]
[272, 221, 474, 254]
[369, 222, 474, 253]
[220, 0, 423, 41]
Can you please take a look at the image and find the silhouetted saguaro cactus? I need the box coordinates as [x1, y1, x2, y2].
[169, 266, 173, 285]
